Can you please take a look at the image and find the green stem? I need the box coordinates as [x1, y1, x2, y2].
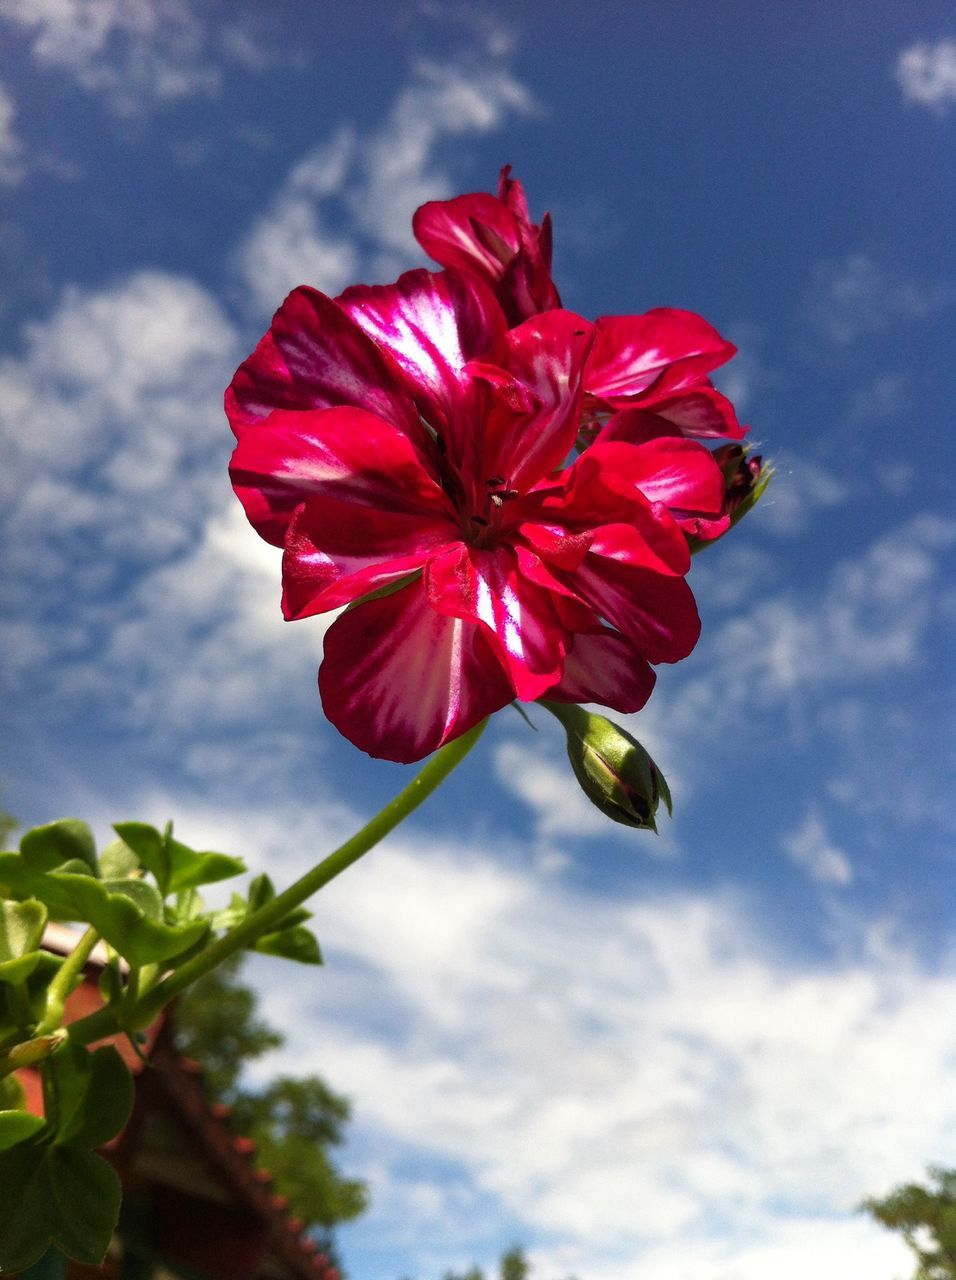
[35, 925, 100, 1036]
[0, 1032, 65, 1080]
[67, 720, 487, 1048]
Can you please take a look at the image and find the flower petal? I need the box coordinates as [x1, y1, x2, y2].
[580, 438, 728, 541]
[282, 497, 458, 619]
[468, 310, 595, 491]
[570, 556, 701, 664]
[224, 286, 422, 443]
[230, 406, 450, 546]
[337, 267, 506, 448]
[413, 192, 521, 279]
[647, 384, 747, 439]
[426, 543, 570, 700]
[319, 583, 514, 763]
[608, 437, 725, 514]
[551, 444, 692, 576]
[586, 309, 737, 407]
[543, 627, 656, 714]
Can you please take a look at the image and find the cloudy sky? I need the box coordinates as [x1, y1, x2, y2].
[1, 3, 955, 1278]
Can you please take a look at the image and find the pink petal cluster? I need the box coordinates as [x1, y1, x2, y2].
[227, 170, 751, 763]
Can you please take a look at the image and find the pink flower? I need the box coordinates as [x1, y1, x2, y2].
[414, 169, 747, 445]
[227, 268, 724, 762]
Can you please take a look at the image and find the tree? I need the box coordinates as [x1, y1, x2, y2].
[861, 1166, 956, 1278]
[174, 955, 368, 1254]
[436, 1246, 576, 1280]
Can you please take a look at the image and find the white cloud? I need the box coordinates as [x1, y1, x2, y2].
[0, 0, 286, 116]
[163, 810, 956, 1280]
[0, 271, 338, 764]
[671, 514, 956, 744]
[896, 38, 956, 114]
[493, 741, 608, 840]
[783, 810, 853, 886]
[808, 253, 955, 345]
[0, 0, 217, 114]
[0, 79, 23, 184]
[232, 54, 536, 315]
[235, 129, 361, 315]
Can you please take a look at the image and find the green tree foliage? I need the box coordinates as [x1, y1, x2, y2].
[436, 1245, 576, 1280]
[861, 1166, 956, 1278]
[174, 956, 368, 1239]
[500, 1245, 531, 1280]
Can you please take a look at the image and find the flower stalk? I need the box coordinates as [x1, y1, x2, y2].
[64, 719, 487, 1048]
[35, 925, 101, 1037]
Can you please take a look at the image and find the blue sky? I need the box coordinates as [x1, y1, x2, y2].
[1, 3, 955, 1277]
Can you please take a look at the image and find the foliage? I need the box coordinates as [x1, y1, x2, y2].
[861, 1166, 956, 1278]
[434, 1245, 577, 1280]
[175, 954, 369, 1237]
[0, 817, 322, 1272]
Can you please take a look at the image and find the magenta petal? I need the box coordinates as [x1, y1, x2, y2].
[413, 193, 521, 279]
[647, 384, 748, 440]
[575, 438, 727, 541]
[426, 543, 569, 700]
[543, 627, 656, 714]
[337, 268, 506, 445]
[586, 309, 737, 407]
[230, 406, 451, 546]
[571, 556, 702, 664]
[471, 310, 595, 491]
[281, 497, 457, 619]
[225, 286, 422, 443]
[615, 438, 726, 516]
[319, 583, 514, 763]
[554, 445, 693, 576]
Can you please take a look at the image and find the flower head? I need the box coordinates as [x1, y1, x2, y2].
[228, 267, 725, 762]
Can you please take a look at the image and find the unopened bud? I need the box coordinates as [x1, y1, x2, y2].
[689, 446, 773, 555]
[540, 701, 672, 831]
[712, 443, 773, 527]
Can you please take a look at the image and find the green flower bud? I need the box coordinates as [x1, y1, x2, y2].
[540, 702, 672, 831]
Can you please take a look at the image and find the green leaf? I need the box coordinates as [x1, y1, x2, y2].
[0, 1142, 120, 1272]
[209, 891, 247, 931]
[19, 821, 98, 874]
[254, 925, 323, 965]
[41, 1042, 133, 1151]
[165, 836, 245, 893]
[171, 887, 207, 924]
[0, 950, 44, 984]
[0, 953, 63, 1043]
[0, 863, 208, 965]
[97, 837, 140, 880]
[112, 821, 245, 896]
[0, 898, 48, 962]
[111, 822, 167, 890]
[0, 1072, 26, 1110]
[247, 872, 276, 911]
[101, 878, 163, 921]
[0, 855, 90, 914]
[0, 1109, 45, 1149]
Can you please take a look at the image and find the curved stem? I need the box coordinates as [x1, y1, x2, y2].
[35, 925, 100, 1036]
[67, 720, 487, 1047]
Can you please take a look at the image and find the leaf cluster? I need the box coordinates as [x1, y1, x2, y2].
[0, 1041, 133, 1271]
[428, 1246, 579, 1280]
[0, 816, 324, 1272]
[861, 1167, 956, 1278]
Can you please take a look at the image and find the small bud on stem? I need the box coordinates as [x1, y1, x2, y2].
[540, 701, 672, 831]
